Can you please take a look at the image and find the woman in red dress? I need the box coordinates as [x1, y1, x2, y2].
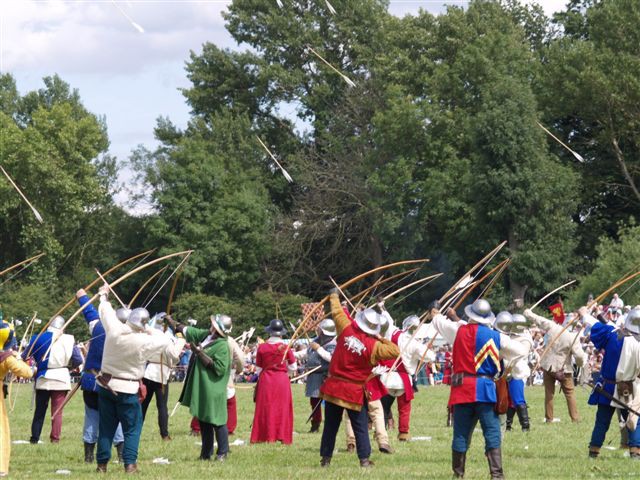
[250, 319, 296, 444]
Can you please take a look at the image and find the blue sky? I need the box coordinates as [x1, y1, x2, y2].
[1, 0, 566, 212]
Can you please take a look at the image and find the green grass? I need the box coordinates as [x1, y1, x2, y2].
[5, 383, 640, 478]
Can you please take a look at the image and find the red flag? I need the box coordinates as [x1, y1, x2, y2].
[549, 302, 565, 325]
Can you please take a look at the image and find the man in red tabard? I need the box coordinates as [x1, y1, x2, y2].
[319, 291, 400, 468]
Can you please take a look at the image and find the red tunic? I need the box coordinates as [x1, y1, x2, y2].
[250, 341, 295, 444]
[320, 322, 377, 409]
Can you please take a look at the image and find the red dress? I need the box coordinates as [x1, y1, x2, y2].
[250, 341, 295, 444]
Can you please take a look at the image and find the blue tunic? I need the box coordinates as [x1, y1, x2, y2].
[77, 294, 105, 392]
[588, 321, 623, 406]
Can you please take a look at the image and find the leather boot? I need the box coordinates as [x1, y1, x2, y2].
[588, 446, 600, 458]
[516, 404, 530, 432]
[309, 421, 321, 433]
[486, 448, 504, 479]
[359, 458, 374, 468]
[124, 464, 138, 474]
[505, 408, 515, 431]
[115, 442, 124, 463]
[320, 457, 331, 467]
[630, 446, 640, 460]
[452, 450, 466, 478]
[96, 464, 107, 473]
[84, 442, 95, 463]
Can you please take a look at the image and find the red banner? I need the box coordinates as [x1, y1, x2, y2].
[549, 302, 565, 325]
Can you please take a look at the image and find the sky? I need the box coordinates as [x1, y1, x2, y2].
[0, 0, 569, 210]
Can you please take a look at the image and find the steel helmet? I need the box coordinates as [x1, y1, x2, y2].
[464, 299, 495, 325]
[210, 314, 232, 337]
[493, 311, 512, 333]
[48, 315, 65, 331]
[318, 319, 336, 337]
[265, 319, 286, 337]
[149, 312, 167, 331]
[402, 315, 420, 333]
[355, 308, 382, 336]
[510, 313, 531, 334]
[624, 308, 640, 335]
[116, 307, 131, 324]
[128, 308, 150, 330]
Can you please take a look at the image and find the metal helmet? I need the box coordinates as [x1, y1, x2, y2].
[624, 308, 640, 335]
[0, 321, 14, 351]
[210, 314, 232, 337]
[464, 299, 495, 325]
[48, 315, 65, 331]
[128, 308, 150, 330]
[149, 312, 167, 331]
[510, 313, 531, 334]
[265, 319, 286, 337]
[379, 313, 392, 339]
[116, 307, 131, 324]
[318, 319, 336, 337]
[493, 311, 512, 333]
[354, 308, 382, 336]
[402, 315, 420, 333]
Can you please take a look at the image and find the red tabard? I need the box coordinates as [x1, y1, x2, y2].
[320, 323, 378, 407]
[250, 341, 295, 444]
[379, 330, 414, 401]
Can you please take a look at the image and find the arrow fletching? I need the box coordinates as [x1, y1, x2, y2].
[324, 0, 337, 15]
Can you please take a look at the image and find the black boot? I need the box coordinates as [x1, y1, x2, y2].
[505, 407, 515, 431]
[115, 442, 124, 464]
[84, 442, 95, 463]
[452, 450, 466, 478]
[309, 421, 321, 433]
[486, 448, 504, 480]
[516, 404, 530, 432]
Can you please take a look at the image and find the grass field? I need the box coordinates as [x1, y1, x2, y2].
[5, 383, 640, 479]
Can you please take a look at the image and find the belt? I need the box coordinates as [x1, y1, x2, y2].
[460, 373, 495, 381]
[327, 374, 366, 386]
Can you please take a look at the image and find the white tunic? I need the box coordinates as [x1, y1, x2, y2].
[37, 332, 75, 391]
[99, 298, 185, 394]
[143, 329, 179, 385]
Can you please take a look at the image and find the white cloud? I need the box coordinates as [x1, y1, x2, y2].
[2, 0, 235, 74]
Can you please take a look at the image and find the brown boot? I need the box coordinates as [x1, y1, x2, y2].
[630, 446, 640, 460]
[320, 457, 331, 467]
[124, 464, 138, 474]
[486, 448, 504, 480]
[588, 446, 600, 458]
[96, 464, 107, 473]
[346, 443, 355, 453]
[359, 458, 374, 468]
[398, 432, 410, 442]
[378, 443, 393, 454]
[452, 450, 465, 478]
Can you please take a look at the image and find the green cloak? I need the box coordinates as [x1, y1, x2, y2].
[178, 327, 231, 425]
